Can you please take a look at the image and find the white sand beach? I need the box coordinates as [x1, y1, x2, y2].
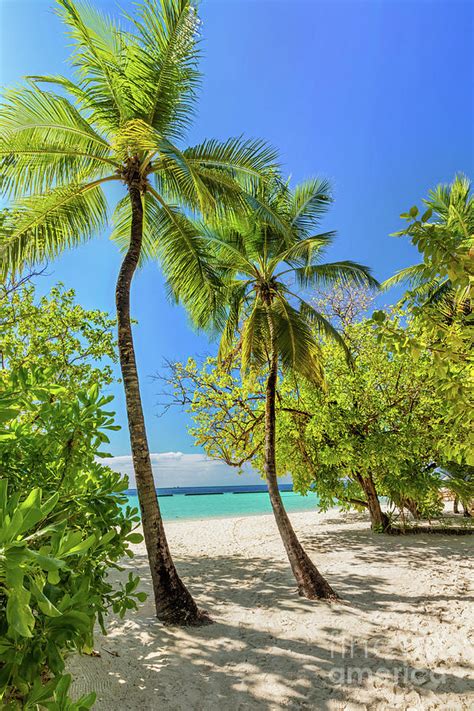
[69, 510, 473, 710]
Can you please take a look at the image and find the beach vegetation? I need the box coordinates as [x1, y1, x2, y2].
[377, 175, 473, 467]
[168, 281, 471, 532]
[0, 286, 143, 707]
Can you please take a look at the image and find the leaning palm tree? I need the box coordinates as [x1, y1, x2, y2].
[0, 0, 279, 625]
[200, 179, 378, 599]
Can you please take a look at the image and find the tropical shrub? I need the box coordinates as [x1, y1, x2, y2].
[0, 367, 144, 708]
[0, 285, 144, 707]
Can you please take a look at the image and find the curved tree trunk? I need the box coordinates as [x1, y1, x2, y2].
[403, 497, 422, 520]
[115, 180, 209, 626]
[355, 473, 391, 532]
[264, 310, 338, 600]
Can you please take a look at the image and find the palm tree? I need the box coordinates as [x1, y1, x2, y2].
[200, 179, 378, 599]
[383, 174, 473, 315]
[0, 0, 279, 625]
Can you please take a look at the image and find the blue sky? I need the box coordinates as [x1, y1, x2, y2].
[1, 0, 473, 481]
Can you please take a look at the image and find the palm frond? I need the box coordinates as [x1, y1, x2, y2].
[241, 299, 268, 374]
[270, 232, 335, 272]
[298, 299, 351, 363]
[189, 221, 257, 276]
[288, 177, 332, 236]
[0, 85, 111, 152]
[427, 174, 473, 238]
[0, 179, 109, 277]
[0, 86, 115, 198]
[295, 260, 378, 290]
[183, 136, 279, 192]
[217, 281, 250, 363]
[125, 0, 201, 138]
[55, 0, 129, 130]
[381, 263, 429, 291]
[146, 187, 223, 329]
[26, 73, 121, 133]
[272, 296, 325, 385]
[150, 136, 219, 215]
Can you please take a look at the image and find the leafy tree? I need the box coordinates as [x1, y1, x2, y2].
[0, 0, 279, 624]
[378, 175, 473, 466]
[169, 285, 468, 534]
[191, 179, 376, 598]
[277, 313, 448, 532]
[0, 282, 116, 390]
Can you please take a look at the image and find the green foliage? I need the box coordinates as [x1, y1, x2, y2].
[389, 174, 473, 300]
[169, 357, 265, 468]
[168, 296, 471, 521]
[0, 282, 116, 392]
[0, 285, 144, 707]
[278, 314, 444, 504]
[0, 365, 144, 707]
[380, 175, 474, 464]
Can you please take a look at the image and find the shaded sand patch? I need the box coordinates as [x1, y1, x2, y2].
[69, 510, 473, 710]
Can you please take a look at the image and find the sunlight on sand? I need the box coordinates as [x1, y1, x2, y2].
[69, 510, 473, 710]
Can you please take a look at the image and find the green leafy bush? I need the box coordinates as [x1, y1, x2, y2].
[0, 368, 145, 708]
[0, 285, 145, 708]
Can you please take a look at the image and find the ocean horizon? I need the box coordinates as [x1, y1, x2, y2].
[125, 484, 320, 521]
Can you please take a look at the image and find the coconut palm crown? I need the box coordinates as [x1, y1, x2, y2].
[202, 178, 379, 380]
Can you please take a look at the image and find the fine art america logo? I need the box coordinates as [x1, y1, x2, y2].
[328, 635, 447, 689]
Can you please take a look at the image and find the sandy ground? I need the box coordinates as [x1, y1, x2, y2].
[69, 510, 473, 710]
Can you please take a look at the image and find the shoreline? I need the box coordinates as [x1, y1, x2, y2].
[69, 508, 473, 710]
[124, 489, 323, 523]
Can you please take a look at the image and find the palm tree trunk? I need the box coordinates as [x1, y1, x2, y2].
[264, 309, 338, 600]
[115, 181, 209, 626]
[355, 473, 391, 532]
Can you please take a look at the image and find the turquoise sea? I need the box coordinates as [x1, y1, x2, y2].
[126, 485, 320, 521]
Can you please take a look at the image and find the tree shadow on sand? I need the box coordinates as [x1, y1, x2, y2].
[69, 528, 473, 710]
[299, 523, 472, 572]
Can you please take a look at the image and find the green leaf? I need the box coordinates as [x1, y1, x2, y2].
[63, 533, 96, 556]
[30, 579, 62, 618]
[7, 587, 35, 638]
